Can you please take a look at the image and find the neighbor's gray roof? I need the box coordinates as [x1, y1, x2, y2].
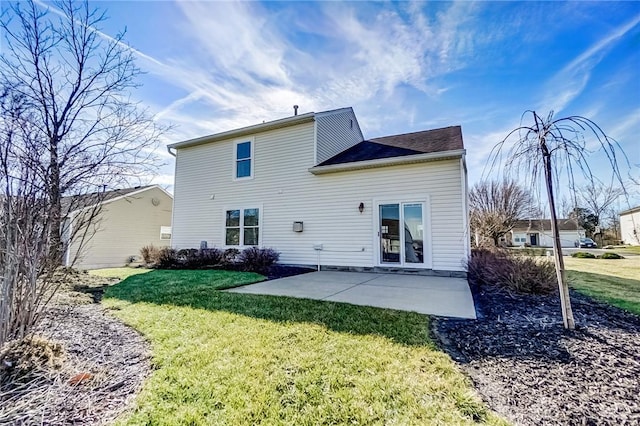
[61, 185, 154, 214]
[512, 219, 584, 232]
[318, 126, 464, 166]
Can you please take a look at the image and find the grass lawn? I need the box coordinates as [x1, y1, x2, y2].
[603, 245, 640, 256]
[103, 270, 505, 425]
[90, 267, 153, 280]
[565, 256, 640, 315]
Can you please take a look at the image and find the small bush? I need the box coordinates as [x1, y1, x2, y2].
[156, 247, 178, 268]
[467, 248, 557, 294]
[238, 247, 280, 273]
[200, 248, 225, 266]
[223, 248, 240, 264]
[571, 252, 596, 259]
[177, 248, 225, 268]
[599, 252, 624, 260]
[140, 245, 160, 265]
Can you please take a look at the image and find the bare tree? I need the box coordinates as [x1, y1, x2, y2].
[577, 181, 624, 244]
[490, 110, 631, 329]
[0, 0, 165, 264]
[0, 0, 165, 348]
[469, 179, 535, 247]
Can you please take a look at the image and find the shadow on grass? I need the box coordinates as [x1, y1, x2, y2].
[104, 269, 434, 348]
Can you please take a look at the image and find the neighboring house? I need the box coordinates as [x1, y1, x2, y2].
[168, 107, 470, 276]
[62, 185, 173, 269]
[620, 206, 640, 246]
[508, 219, 585, 248]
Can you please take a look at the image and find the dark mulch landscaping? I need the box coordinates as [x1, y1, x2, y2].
[433, 287, 640, 426]
[0, 275, 150, 425]
[265, 264, 316, 280]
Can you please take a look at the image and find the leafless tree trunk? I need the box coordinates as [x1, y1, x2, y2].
[578, 181, 624, 246]
[490, 110, 632, 329]
[0, 0, 166, 348]
[469, 179, 535, 247]
[1, 0, 165, 265]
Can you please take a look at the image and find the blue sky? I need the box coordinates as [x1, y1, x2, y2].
[30, 1, 640, 206]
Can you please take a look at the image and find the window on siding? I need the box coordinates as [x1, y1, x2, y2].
[225, 208, 260, 246]
[160, 226, 172, 240]
[235, 140, 252, 179]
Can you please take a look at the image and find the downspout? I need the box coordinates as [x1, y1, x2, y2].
[167, 146, 176, 157]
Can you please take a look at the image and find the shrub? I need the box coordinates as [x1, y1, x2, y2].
[467, 248, 557, 294]
[156, 247, 178, 268]
[140, 245, 160, 265]
[223, 248, 240, 265]
[177, 248, 225, 268]
[599, 252, 624, 260]
[571, 252, 596, 259]
[238, 247, 280, 273]
[200, 248, 225, 266]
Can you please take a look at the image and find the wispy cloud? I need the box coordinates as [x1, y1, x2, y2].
[539, 13, 640, 114]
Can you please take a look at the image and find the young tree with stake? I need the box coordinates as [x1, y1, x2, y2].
[491, 110, 631, 329]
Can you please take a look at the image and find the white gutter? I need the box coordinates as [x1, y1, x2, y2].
[308, 149, 466, 175]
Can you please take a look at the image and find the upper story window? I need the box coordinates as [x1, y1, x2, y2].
[234, 139, 253, 179]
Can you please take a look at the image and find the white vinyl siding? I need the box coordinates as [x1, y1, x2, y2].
[620, 209, 640, 245]
[66, 187, 173, 269]
[315, 108, 364, 164]
[172, 121, 468, 272]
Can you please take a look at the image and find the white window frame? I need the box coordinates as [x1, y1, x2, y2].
[233, 138, 254, 180]
[160, 226, 172, 240]
[372, 196, 432, 269]
[223, 205, 263, 247]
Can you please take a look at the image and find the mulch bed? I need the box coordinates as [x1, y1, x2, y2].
[0, 273, 150, 425]
[265, 265, 316, 280]
[433, 286, 640, 426]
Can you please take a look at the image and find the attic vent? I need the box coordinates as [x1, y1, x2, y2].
[350, 119, 353, 129]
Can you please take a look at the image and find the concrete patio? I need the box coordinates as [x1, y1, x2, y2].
[226, 271, 476, 319]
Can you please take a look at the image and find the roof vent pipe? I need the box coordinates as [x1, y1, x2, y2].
[293, 105, 299, 116]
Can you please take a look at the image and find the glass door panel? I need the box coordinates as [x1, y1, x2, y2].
[380, 204, 400, 263]
[403, 203, 424, 264]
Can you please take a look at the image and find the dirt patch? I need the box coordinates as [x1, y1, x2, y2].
[433, 287, 640, 426]
[0, 274, 150, 425]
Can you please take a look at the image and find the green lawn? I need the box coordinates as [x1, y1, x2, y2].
[104, 270, 505, 425]
[604, 245, 640, 256]
[565, 256, 640, 315]
[90, 267, 153, 280]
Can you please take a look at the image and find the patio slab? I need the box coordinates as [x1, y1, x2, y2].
[227, 271, 476, 319]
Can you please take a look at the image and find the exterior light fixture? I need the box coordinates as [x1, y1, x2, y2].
[358, 202, 364, 213]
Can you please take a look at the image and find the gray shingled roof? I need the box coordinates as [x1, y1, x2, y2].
[318, 126, 463, 166]
[61, 186, 153, 214]
[512, 219, 584, 232]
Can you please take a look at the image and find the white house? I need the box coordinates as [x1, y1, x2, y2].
[168, 107, 470, 276]
[620, 206, 640, 246]
[508, 219, 585, 248]
[62, 185, 173, 269]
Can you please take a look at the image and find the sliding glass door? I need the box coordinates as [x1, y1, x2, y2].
[379, 202, 426, 266]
